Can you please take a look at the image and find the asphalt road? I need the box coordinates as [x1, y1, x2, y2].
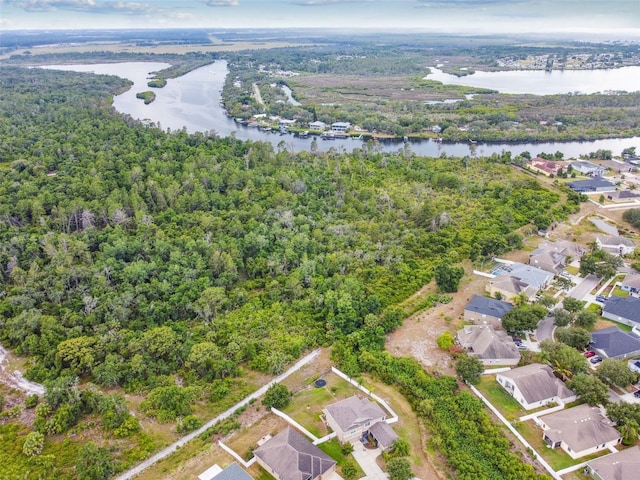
[536, 315, 556, 343]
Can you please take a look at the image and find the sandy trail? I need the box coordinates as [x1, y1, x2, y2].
[0, 343, 45, 396]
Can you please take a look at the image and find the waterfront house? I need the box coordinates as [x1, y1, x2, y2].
[309, 121, 327, 131]
[331, 122, 350, 133]
[528, 158, 563, 176]
[571, 160, 606, 177]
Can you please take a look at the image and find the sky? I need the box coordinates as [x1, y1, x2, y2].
[1, 0, 639, 38]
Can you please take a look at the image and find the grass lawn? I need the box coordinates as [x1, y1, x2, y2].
[281, 372, 358, 437]
[593, 318, 633, 332]
[318, 438, 365, 478]
[225, 414, 289, 462]
[476, 376, 528, 421]
[514, 420, 611, 471]
[565, 265, 580, 275]
[612, 286, 630, 298]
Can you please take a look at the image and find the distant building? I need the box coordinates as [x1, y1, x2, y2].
[596, 235, 635, 256]
[571, 160, 605, 177]
[309, 121, 327, 131]
[566, 177, 616, 192]
[606, 190, 640, 202]
[528, 158, 563, 176]
[331, 122, 351, 133]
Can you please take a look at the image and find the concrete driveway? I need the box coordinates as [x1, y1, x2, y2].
[351, 441, 387, 480]
[567, 274, 601, 301]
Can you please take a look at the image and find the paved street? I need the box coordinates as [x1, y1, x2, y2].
[536, 315, 556, 343]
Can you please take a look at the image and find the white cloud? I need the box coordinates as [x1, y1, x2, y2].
[3, 0, 162, 14]
[203, 0, 239, 6]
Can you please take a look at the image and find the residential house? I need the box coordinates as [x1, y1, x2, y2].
[536, 404, 621, 460]
[566, 177, 616, 192]
[463, 295, 513, 327]
[496, 363, 576, 410]
[198, 463, 253, 480]
[529, 248, 567, 274]
[627, 359, 640, 374]
[529, 240, 584, 274]
[590, 325, 640, 359]
[323, 396, 396, 449]
[308, 121, 327, 131]
[571, 160, 606, 177]
[331, 122, 350, 133]
[253, 427, 336, 480]
[456, 325, 520, 366]
[528, 158, 563, 176]
[585, 445, 640, 480]
[487, 275, 539, 303]
[602, 297, 640, 328]
[596, 235, 635, 256]
[621, 273, 640, 296]
[607, 190, 640, 202]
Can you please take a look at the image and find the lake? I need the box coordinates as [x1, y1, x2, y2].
[42, 61, 640, 157]
[425, 66, 640, 95]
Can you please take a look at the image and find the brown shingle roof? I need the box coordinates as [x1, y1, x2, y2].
[587, 445, 640, 480]
[541, 404, 620, 453]
[499, 363, 575, 404]
[324, 396, 386, 432]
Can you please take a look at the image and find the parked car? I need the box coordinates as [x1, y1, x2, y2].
[516, 343, 528, 350]
[590, 356, 603, 364]
[596, 296, 607, 303]
[584, 351, 596, 358]
[635, 390, 640, 398]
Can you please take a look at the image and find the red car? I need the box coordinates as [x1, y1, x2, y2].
[584, 351, 596, 358]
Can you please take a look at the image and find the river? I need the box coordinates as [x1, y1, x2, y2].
[42, 61, 640, 157]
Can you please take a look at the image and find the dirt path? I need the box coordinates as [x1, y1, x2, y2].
[0, 343, 45, 396]
[386, 270, 488, 376]
[252, 83, 265, 106]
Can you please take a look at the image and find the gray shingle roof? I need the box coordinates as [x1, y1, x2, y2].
[324, 396, 386, 431]
[465, 295, 513, 319]
[499, 363, 575, 404]
[586, 445, 640, 480]
[597, 235, 635, 247]
[211, 463, 254, 480]
[457, 326, 520, 362]
[254, 427, 335, 480]
[567, 177, 615, 191]
[541, 404, 620, 454]
[590, 326, 640, 358]
[603, 297, 640, 323]
[368, 421, 398, 450]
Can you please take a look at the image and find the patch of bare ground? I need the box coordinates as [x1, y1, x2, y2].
[386, 261, 488, 376]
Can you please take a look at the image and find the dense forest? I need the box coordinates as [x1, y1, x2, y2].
[0, 65, 574, 478]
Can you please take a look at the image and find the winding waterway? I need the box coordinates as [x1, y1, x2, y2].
[43, 61, 640, 157]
